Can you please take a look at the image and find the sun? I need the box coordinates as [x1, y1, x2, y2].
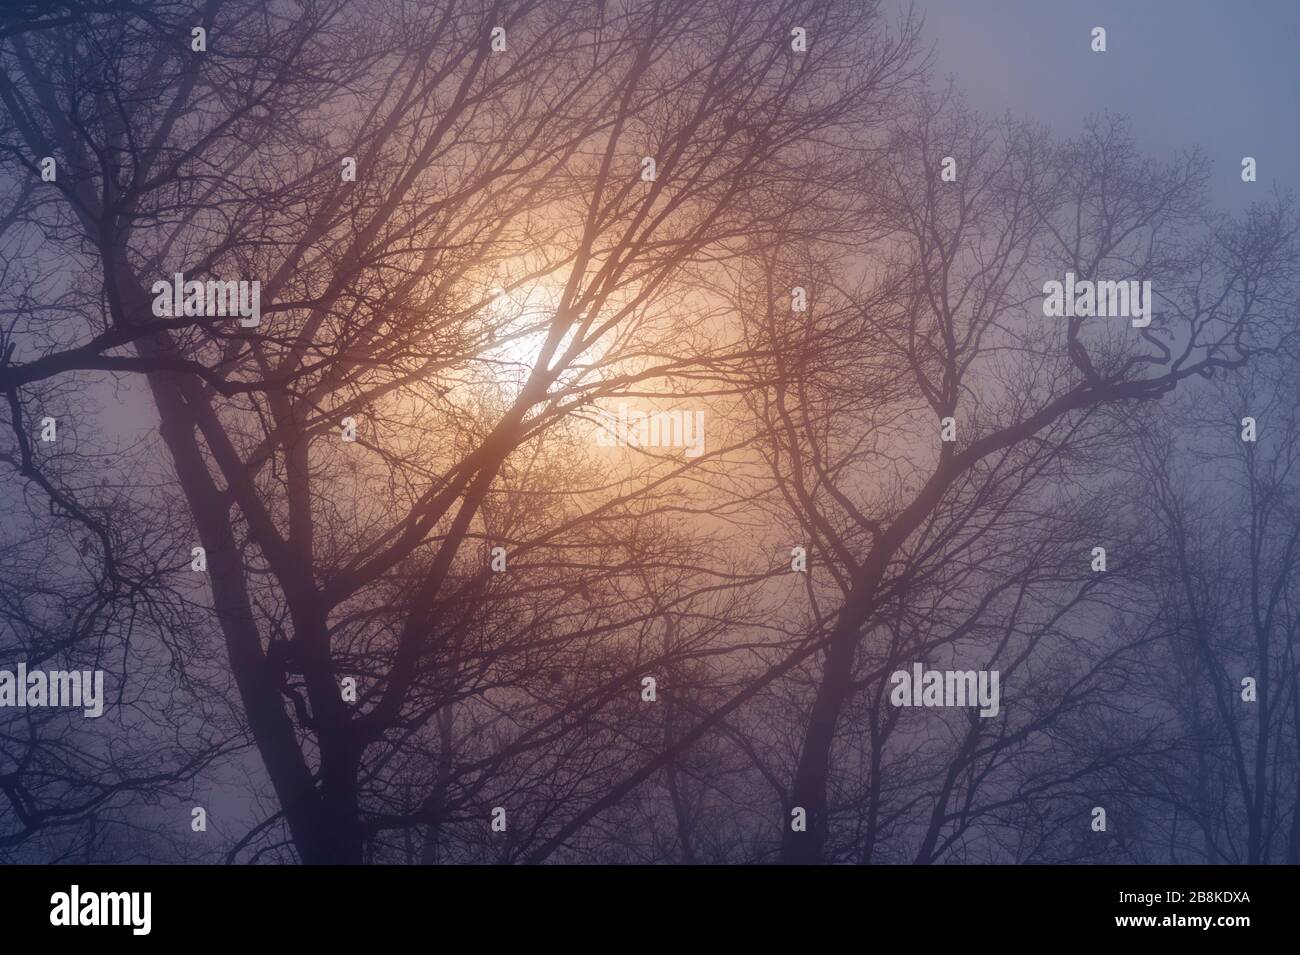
[477, 265, 611, 400]
[484, 279, 561, 380]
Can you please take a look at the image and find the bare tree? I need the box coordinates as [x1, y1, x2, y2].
[737, 97, 1300, 862]
[1, 0, 923, 863]
[4, 0, 1296, 869]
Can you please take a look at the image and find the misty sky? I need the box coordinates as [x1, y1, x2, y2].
[910, 0, 1300, 211]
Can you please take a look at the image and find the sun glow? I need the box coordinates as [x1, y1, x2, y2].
[476, 263, 616, 401]
[483, 279, 562, 385]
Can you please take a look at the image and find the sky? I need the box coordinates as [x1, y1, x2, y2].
[909, 0, 1300, 211]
